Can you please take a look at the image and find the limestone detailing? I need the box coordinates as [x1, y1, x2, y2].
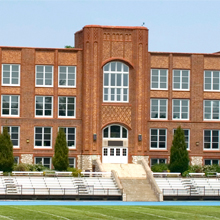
[102, 105, 131, 128]
[132, 156, 149, 164]
[21, 154, 33, 164]
[191, 156, 203, 166]
[77, 155, 101, 171]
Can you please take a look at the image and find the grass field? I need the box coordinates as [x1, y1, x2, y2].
[0, 206, 220, 220]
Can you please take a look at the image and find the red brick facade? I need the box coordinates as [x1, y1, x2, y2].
[1, 25, 220, 169]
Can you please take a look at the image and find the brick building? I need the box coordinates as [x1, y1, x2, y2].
[1, 25, 220, 171]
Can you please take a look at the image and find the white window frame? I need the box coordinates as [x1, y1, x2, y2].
[2, 126, 20, 148]
[173, 129, 190, 150]
[35, 157, 51, 169]
[35, 96, 53, 118]
[14, 156, 19, 165]
[151, 69, 168, 90]
[150, 158, 167, 166]
[204, 70, 220, 91]
[34, 127, 52, 149]
[172, 69, 190, 91]
[59, 127, 76, 148]
[58, 66, 76, 88]
[204, 159, 219, 166]
[103, 62, 129, 103]
[204, 100, 220, 121]
[58, 96, 76, 118]
[1, 95, 20, 117]
[2, 64, 20, 86]
[150, 128, 167, 150]
[150, 99, 168, 120]
[35, 65, 53, 87]
[68, 157, 76, 168]
[172, 99, 189, 120]
[103, 125, 128, 139]
[203, 130, 219, 150]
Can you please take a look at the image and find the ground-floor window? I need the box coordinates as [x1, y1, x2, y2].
[35, 157, 51, 169]
[68, 157, 76, 168]
[14, 156, 19, 165]
[204, 159, 219, 165]
[151, 158, 167, 166]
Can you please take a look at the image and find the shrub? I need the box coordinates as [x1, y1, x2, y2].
[67, 167, 82, 177]
[151, 163, 169, 172]
[14, 163, 28, 171]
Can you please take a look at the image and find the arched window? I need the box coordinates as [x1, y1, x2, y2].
[103, 125, 128, 139]
[103, 62, 129, 102]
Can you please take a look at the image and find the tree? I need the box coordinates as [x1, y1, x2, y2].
[0, 127, 14, 172]
[52, 128, 69, 171]
[65, 45, 74, 48]
[169, 126, 189, 174]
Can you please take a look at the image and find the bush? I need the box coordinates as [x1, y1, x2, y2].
[67, 167, 82, 177]
[14, 163, 48, 172]
[14, 163, 28, 171]
[151, 163, 169, 172]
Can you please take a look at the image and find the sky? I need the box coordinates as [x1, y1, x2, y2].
[0, 0, 219, 53]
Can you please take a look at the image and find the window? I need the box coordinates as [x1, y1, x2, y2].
[204, 71, 220, 91]
[58, 97, 75, 118]
[59, 127, 76, 148]
[151, 99, 167, 119]
[103, 62, 129, 102]
[173, 70, 190, 90]
[34, 127, 52, 148]
[174, 129, 190, 150]
[204, 130, 219, 150]
[2, 64, 20, 86]
[35, 157, 51, 169]
[151, 69, 168, 90]
[35, 96, 53, 117]
[204, 159, 219, 165]
[151, 158, 167, 166]
[2, 126, 19, 148]
[150, 129, 167, 149]
[103, 125, 128, 138]
[14, 157, 19, 165]
[204, 100, 220, 120]
[68, 158, 76, 168]
[172, 99, 189, 120]
[1, 95, 19, 117]
[59, 66, 76, 87]
[36, 65, 53, 87]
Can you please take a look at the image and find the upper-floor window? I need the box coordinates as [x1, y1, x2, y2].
[2, 126, 20, 148]
[204, 130, 219, 150]
[35, 96, 53, 117]
[151, 69, 168, 90]
[36, 65, 53, 87]
[204, 70, 220, 91]
[103, 62, 129, 102]
[174, 129, 190, 150]
[2, 64, 20, 86]
[151, 99, 167, 120]
[58, 97, 75, 118]
[173, 70, 190, 90]
[1, 95, 19, 117]
[103, 125, 128, 139]
[59, 127, 76, 148]
[204, 100, 220, 120]
[58, 66, 76, 87]
[150, 129, 167, 149]
[172, 99, 189, 120]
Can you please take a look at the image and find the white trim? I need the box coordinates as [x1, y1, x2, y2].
[150, 99, 168, 120]
[1, 95, 20, 117]
[35, 157, 51, 169]
[103, 124, 128, 139]
[34, 127, 52, 149]
[35, 65, 53, 87]
[1, 126, 20, 148]
[172, 69, 190, 91]
[2, 64, 20, 86]
[150, 128, 167, 150]
[204, 100, 220, 121]
[151, 69, 168, 90]
[203, 129, 219, 150]
[68, 157, 76, 168]
[58, 66, 76, 88]
[204, 70, 220, 91]
[58, 96, 76, 118]
[172, 99, 190, 120]
[35, 96, 53, 118]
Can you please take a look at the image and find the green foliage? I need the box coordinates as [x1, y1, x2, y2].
[169, 126, 189, 174]
[14, 163, 28, 171]
[151, 163, 169, 172]
[65, 45, 74, 48]
[0, 127, 14, 172]
[52, 128, 69, 171]
[14, 163, 48, 171]
[67, 167, 82, 177]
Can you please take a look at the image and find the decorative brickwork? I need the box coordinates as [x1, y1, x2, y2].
[204, 57, 220, 70]
[1, 87, 20, 94]
[2, 49, 21, 63]
[151, 55, 169, 68]
[35, 51, 54, 64]
[21, 154, 33, 164]
[173, 56, 191, 69]
[102, 105, 132, 128]
[58, 52, 77, 66]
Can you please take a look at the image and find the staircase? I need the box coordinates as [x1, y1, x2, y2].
[102, 163, 158, 201]
[3, 178, 18, 194]
[181, 179, 199, 195]
[73, 178, 88, 195]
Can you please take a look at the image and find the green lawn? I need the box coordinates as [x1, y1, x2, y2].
[0, 206, 220, 220]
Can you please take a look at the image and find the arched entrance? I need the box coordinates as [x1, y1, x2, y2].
[102, 125, 128, 164]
